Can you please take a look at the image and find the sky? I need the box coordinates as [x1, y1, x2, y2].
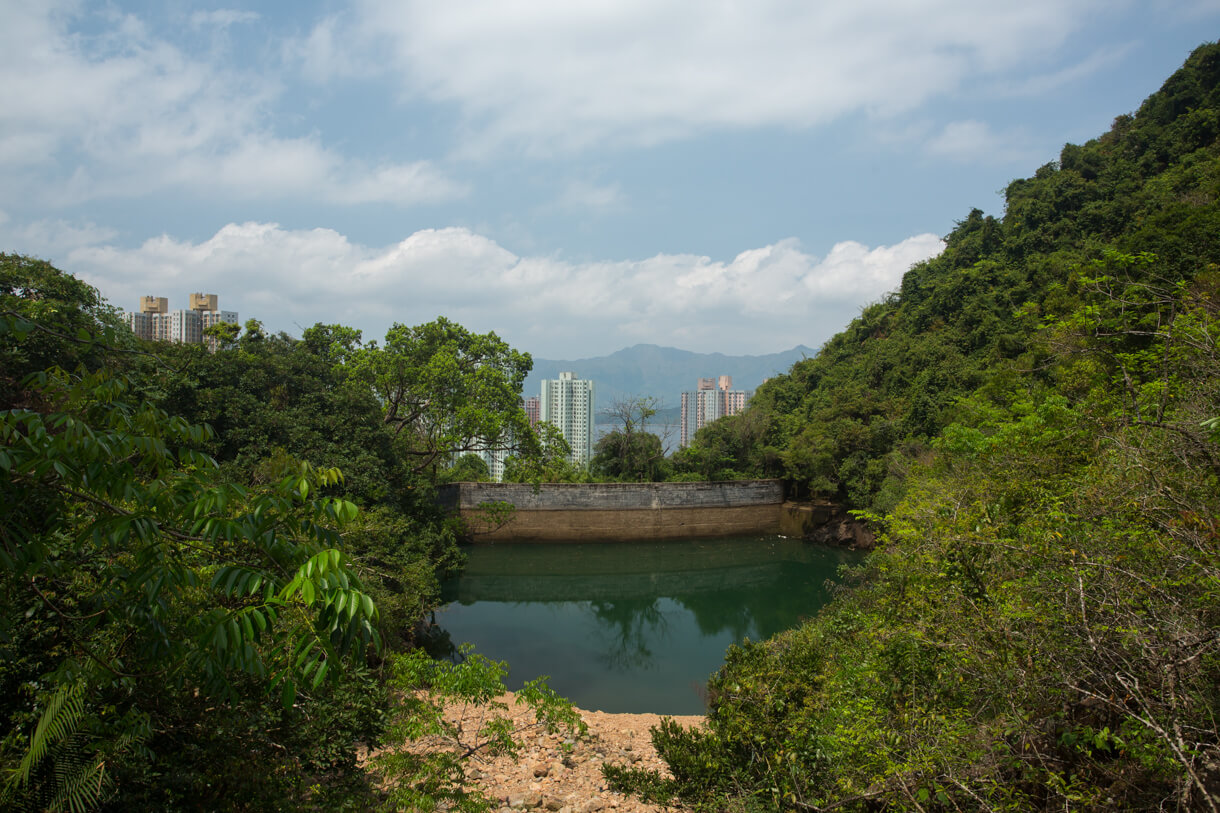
[2, 1, 1218, 359]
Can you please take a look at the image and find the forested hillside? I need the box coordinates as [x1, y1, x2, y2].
[678, 41, 1220, 512]
[609, 42, 1220, 811]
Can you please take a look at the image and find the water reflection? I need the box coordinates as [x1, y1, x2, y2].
[435, 536, 862, 714]
[590, 598, 668, 671]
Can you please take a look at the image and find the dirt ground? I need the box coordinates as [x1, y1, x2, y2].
[396, 691, 703, 812]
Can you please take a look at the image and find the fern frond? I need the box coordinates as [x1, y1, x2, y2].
[48, 757, 106, 813]
[6, 681, 86, 790]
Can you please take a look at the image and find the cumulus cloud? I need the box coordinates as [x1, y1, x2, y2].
[357, 0, 1109, 153]
[0, 5, 462, 207]
[46, 221, 943, 357]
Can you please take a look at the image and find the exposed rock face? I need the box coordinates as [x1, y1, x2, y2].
[780, 501, 875, 548]
[806, 516, 875, 548]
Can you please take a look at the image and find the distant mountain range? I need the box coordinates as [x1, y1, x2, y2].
[522, 343, 816, 413]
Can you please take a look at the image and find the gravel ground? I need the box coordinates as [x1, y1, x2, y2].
[398, 691, 703, 812]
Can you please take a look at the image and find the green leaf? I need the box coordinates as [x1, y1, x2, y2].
[214, 622, 228, 654]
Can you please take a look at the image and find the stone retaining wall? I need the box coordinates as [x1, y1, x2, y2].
[435, 480, 784, 542]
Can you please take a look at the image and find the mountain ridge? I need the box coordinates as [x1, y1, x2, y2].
[522, 343, 816, 410]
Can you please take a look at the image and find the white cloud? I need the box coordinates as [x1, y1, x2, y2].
[189, 9, 260, 29]
[0, 5, 462, 207]
[47, 220, 943, 357]
[157, 138, 468, 205]
[5, 218, 119, 258]
[357, 0, 1109, 154]
[803, 236, 946, 299]
[284, 15, 376, 83]
[994, 46, 1132, 97]
[925, 120, 1035, 164]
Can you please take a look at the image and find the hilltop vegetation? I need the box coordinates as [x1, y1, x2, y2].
[678, 41, 1220, 510]
[606, 42, 1220, 810]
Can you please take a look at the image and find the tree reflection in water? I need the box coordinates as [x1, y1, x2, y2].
[432, 537, 864, 713]
[588, 598, 668, 671]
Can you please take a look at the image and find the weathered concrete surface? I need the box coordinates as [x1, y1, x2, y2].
[438, 480, 783, 511]
[436, 480, 784, 542]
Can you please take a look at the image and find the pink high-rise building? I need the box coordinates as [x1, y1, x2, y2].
[524, 395, 541, 427]
[680, 375, 751, 447]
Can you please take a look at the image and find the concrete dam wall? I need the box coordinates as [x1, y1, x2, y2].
[435, 480, 785, 542]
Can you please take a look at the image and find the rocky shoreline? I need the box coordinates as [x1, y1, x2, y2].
[410, 691, 703, 812]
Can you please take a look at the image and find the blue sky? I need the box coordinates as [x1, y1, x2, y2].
[2, 1, 1217, 358]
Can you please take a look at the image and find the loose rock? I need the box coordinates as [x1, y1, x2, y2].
[389, 690, 703, 812]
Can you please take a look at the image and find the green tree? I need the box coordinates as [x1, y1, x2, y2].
[501, 423, 586, 483]
[203, 319, 241, 351]
[591, 397, 670, 481]
[0, 359, 378, 810]
[439, 452, 492, 483]
[0, 266, 387, 809]
[0, 253, 131, 410]
[145, 326, 468, 653]
[301, 322, 363, 366]
[671, 408, 774, 483]
[349, 318, 534, 474]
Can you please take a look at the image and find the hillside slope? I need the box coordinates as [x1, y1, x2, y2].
[722, 41, 1220, 511]
[611, 41, 1220, 812]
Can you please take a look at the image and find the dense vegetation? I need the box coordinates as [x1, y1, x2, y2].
[605, 42, 1220, 810]
[0, 260, 560, 809]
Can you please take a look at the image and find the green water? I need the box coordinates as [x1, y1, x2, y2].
[434, 536, 863, 714]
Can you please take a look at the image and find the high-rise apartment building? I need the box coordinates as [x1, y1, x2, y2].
[680, 375, 751, 447]
[523, 395, 541, 427]
[539, 372, 595, 466]
[123, 296, 167, 341]
[480, 446, 511, 482]
[122, 293, 237, 350]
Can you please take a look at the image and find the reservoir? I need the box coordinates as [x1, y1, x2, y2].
[433, 535, 864, 714]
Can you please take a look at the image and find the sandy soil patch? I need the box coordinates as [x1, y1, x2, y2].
[401, 691, 703, 812]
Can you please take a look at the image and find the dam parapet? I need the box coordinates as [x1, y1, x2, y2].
[436, 480, 784, 542]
